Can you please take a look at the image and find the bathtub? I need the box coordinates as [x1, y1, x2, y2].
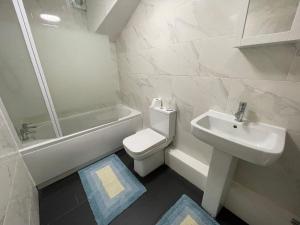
[20, 105, 142, 187]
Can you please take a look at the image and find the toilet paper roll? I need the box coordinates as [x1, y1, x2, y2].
[151, 98, 162, 108]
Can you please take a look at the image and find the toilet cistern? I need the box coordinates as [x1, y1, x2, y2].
[234, 102, 247, 122]
[123, 98, 176, 177]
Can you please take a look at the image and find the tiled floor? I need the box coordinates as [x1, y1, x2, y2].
[39, 150, 248, 225]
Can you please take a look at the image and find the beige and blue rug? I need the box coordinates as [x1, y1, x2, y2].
[156, 195, 219, 225]
[79, 154, 146, 225]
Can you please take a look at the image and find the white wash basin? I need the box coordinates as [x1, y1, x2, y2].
[191, 110, 286, 217]
[191, 110, 286, 166]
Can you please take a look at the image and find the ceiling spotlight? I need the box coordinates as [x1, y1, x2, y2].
[40, 14, 61, 23]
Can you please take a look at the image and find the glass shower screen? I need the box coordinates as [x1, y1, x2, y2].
[0, 0, 56, 145]
[22, 0, 120, 135]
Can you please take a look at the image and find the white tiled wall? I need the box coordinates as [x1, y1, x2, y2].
[116, 0, 300, 223]
[244, 0, 299, 36]
[0, 108, 39, 225]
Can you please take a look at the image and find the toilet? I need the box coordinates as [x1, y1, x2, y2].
[123, 99, 176, 177]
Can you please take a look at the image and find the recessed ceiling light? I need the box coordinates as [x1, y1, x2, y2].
[40, 14, 61, 23]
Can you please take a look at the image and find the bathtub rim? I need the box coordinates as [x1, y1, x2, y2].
[19, 105, 141, 155]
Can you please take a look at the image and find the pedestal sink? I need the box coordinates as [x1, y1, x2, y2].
[191, 110, 286, 217]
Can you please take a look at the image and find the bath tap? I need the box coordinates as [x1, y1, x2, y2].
[20, 123, 37, 142]
[234, 102, 247, 122]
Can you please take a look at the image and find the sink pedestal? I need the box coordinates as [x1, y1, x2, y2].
[191, 110, 286, 217]
[202, 149, 238, 217]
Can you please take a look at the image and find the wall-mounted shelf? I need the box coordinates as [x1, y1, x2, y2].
[236, 0, 300, 48]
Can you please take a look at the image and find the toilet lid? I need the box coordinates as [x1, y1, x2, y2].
[123, 128, 166, 154]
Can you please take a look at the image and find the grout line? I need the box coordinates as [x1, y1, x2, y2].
[116, 35, 240, 54]
[119, 73, 300, 83]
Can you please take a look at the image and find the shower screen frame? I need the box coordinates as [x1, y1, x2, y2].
[8, 0, 63, 140]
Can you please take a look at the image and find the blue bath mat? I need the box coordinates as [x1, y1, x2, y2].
[156, 195, 219, 225]
[79, 154, 146, 225]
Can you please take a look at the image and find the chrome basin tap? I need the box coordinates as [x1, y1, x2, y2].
[235, 102, 247, 122]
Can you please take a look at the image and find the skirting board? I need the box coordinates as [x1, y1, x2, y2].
[165, 148, 299, 225]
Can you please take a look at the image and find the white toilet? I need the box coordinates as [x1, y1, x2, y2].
[123, 99, 176, 177]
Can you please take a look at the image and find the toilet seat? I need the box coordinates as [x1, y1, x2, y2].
[123, 128, 166, 159]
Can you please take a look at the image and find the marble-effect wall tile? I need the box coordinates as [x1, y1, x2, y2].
[224, 79, 300, 132]
[173, 0, 243, 41]
[0, 109, 39, 225]
[287, 48, 300, 81]
[192, 38, 296, 80]
[0, 116, 16, 156]
[0, 154, 17, 225]
[116, 0, 300, 219]
[117, 0, 244, 52]
[243, 0, 299, 37]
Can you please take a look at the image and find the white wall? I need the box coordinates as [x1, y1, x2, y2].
[86, 0, 140, 41]
[116, 0, 300, 224]
[86, 0, 117, 32]
[33, 26, 119, 117]
[244, 0, 299, 36]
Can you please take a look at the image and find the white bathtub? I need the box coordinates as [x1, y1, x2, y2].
[20, 105, 142, 187]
